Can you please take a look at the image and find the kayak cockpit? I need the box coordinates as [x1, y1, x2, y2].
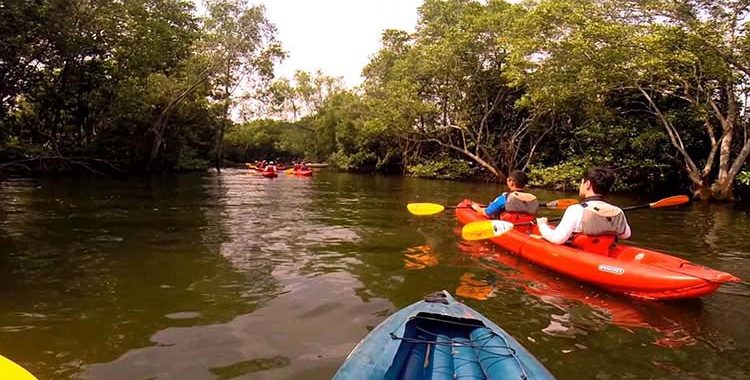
[385, 313, 529, 380]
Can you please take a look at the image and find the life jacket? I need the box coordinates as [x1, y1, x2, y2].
[500, 212, 535, 233]
[569, 198, 627, 255]
[498, 191, 538, 233]
[504, 191, 539, 215]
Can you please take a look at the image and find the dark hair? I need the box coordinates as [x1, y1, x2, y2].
[508, 170, 528, 188]
[583, 167, 615, 196]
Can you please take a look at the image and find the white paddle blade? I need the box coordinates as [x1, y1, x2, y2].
[461, 220, 514, 241]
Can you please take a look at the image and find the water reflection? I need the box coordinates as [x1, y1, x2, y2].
[455, 273, 494, 301]
[403, 245, 439, 270]
[456, 239, 705, 348]
[1, 171, 750, 379]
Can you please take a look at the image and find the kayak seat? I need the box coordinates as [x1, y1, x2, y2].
[569, 234, 617, 256]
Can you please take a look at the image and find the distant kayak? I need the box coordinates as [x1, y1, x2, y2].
[333, 291, 554, 380]
[261, 171, 278, 178]
[456, 199, 740, 300]
[0, 355, 37, 380]
[294, 169, 313, 177]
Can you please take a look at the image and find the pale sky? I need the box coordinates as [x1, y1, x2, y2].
[258, 0, 423, 87]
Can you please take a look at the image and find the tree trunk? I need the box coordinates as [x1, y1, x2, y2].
[146, 67, 212, 172]
[710, 180, 734, 201]
[214, 118, 227, 173]
[690, 173, 739, 201]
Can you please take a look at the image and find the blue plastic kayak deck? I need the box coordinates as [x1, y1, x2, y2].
[386, 313, 532, 380]
[334, 291, 555, 380]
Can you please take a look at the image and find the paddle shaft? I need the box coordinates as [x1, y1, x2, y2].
[514, 199, 678, 226]
[447, 199, 570, 210]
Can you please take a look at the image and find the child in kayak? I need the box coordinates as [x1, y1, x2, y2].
[471, 170, 539, 224]
[536, 167, 631, 252]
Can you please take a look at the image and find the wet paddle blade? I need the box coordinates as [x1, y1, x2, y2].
[407, 203, 446, 216]
[650, 195, 690, 208]
[545, 198, 578, 209]
[461, 220, 514, 241]
[0, 355, 38, 380]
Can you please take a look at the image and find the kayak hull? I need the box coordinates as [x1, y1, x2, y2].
[456, 199, 739, 300]
[261, 171, 278, 178]
[333, 291, 554, 380]
[294, 170, 313, 177]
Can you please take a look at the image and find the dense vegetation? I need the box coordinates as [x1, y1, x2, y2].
[2, 0, 750, 200]
[0, 0, 282, 173]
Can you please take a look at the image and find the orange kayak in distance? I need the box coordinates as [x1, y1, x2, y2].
[294, 169, 313, 177]
[455, 199, 740, 300]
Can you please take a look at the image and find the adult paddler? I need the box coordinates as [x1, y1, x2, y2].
[536, 167, 631, 254]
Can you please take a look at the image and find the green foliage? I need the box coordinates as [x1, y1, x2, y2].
[407, 158, 475, 180]
[4, 0, 749, 203]
[0, 0, 282, 173]
[738, 171, 750, 187]
[528, 158, 591, 191]
[328, 150, 378, 171]
[223, 119, 306, 162]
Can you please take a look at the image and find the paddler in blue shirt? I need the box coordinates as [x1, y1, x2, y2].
[471, 170, 539, 223]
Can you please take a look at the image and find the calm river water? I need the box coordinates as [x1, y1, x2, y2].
[1, 169, 749, 379]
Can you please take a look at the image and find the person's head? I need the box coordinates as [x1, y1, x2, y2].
[506, 170, 528, 191]
[580, 167, 615, 197]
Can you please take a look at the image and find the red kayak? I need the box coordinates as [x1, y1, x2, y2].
[294, 169, 313, 177]
[261, 171, 278, 178]
[455, 199, 740, 300]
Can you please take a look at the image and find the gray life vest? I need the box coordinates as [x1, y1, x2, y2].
[581, 201, 628, 236]
[504, 191, 539, 215]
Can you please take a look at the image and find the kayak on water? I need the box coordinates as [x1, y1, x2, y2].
[294, 169, 313, 177]
[333, 291, 555, 380]
[0, 355, 37, 380]
[261, 171, 278, 178]
[455, 199, 740, 300]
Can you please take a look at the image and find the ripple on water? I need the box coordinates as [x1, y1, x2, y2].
[164, 311, 202, 320]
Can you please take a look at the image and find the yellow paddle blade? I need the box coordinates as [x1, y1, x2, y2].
[650, 195, 690, 208]
[544, 198, 578, 209]
[461, 220, 514, 241]
[285, 168, 294, 174]
[0, 355, 38, 380]
[407, 203, 445, 216]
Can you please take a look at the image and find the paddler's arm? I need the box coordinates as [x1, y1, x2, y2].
[537, 205, 584, 244]
[618, 217, 632, 240]
[472, 194, 507, 218]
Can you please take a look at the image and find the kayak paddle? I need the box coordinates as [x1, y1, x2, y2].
[460, 195, 691, 240]
[620, 195, 689, 211]
[0, 355, 38, 380]
[461, 220, 515, 241]
[407, 198, 578, 216]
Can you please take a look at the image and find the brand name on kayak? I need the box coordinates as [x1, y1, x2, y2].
[598, 264, 625, 275]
